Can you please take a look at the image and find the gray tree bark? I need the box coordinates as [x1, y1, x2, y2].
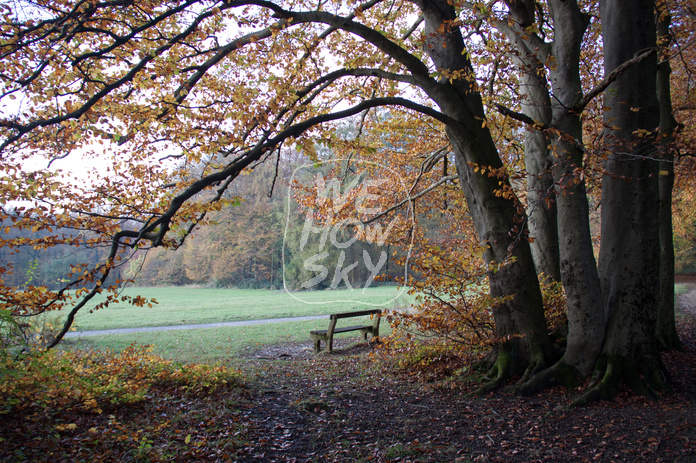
[416, 0, 554, 381]
[501, 0, 561, 282]
[545, 0, 605, 378]
[499, 1, 605, 387]
[581, 0, 667, 402]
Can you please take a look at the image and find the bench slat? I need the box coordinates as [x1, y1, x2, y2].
[311, 325, 371, 335]
[330, 309, 381, 320]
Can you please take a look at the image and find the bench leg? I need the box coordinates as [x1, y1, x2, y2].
[327, 318, 337, 353]
[313, 337, 322, 353]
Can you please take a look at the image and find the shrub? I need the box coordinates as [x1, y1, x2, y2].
[0, 344, 243, 416]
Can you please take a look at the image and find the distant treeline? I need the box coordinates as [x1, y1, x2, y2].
[4, 155, 693, 290]
[1, 159, 407, 291]
[0, 219, 123, 290]
[125, 159, 407, 289]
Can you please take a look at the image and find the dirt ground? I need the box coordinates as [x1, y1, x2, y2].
[235, 284, 696, 462]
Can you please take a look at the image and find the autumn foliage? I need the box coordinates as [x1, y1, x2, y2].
[1, 344, 241, 416]
[0, 344, 245, 461]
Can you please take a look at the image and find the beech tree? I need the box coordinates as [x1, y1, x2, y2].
[0, 0, 693, 401]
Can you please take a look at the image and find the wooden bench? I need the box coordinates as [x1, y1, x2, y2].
[310, 309, 382, 353]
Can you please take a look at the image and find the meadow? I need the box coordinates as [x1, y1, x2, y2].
[56, 284, 691, 363]
[58, 286, 410, 362]
[66, 286, 411, 331]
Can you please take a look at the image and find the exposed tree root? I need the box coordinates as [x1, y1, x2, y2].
[471, 342, 551, 395]
[468, 344, 514, 395]
[517, 359, 546, 384]
[656, 331, 683, 352]
[510, 361, 580, 396]
[569, 354, 671, 408]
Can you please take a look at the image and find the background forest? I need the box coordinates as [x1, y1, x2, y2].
[1, 155, 411, 290]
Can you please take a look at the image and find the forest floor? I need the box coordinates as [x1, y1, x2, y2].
[235, 283, 696, 462]
[3, 284, 696, 462]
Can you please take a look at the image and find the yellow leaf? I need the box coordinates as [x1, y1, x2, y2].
[185, 434, 191, 444]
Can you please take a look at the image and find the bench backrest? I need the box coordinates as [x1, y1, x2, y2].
[329, 309, 381, 320]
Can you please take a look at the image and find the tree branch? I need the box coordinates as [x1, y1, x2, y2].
[363, 175, 458, 225]
[141, 96, 460, 246]
[495, 103, 540, 127]
[572, 47, 658, 114]
[170, 18, 294, 109]
[0, 3, 224, 153]
[251, 2, 434, 82]
[296, 68, 418, 101]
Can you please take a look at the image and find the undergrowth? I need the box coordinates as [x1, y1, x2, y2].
[1, 344, 242, 416]
[378, 276, 569, 385]
[0, 344, 247, 461]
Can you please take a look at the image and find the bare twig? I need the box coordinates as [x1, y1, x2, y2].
[363, 174, 458, 225]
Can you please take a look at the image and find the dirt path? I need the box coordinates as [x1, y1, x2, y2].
[237, 350, 696, 462]
[230, 286, 696, 462]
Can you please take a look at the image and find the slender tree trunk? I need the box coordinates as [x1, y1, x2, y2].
[546, 0, 605, 378]
[507, 1, 606, 393]
[501, 0, 561, 282]
[579, 0, 667, 403]
[416, 0, 553, 382]
[655, 2, 681, 349]
[522, 77, 561, 282]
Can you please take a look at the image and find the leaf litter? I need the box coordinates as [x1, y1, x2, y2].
[2, 290, 696, 462]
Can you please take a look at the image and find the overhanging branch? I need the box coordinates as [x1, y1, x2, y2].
[142, 96, 459, 246]
[572, 47, 658, 114]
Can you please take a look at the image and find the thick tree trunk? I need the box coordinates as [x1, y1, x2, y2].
[655, 3, 681, 350]
[583, 0, 668, 402]
[416, 0, 553, 381]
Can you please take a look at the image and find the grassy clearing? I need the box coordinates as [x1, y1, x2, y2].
[65, 286, 411, 331]
[61, 316, 393, 364]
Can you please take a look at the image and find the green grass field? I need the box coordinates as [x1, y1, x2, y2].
[66, 286, 412, 331]
[57, 286, 406, 363]
[60, 317, 393, 364]
[49, 283, 692, 364]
